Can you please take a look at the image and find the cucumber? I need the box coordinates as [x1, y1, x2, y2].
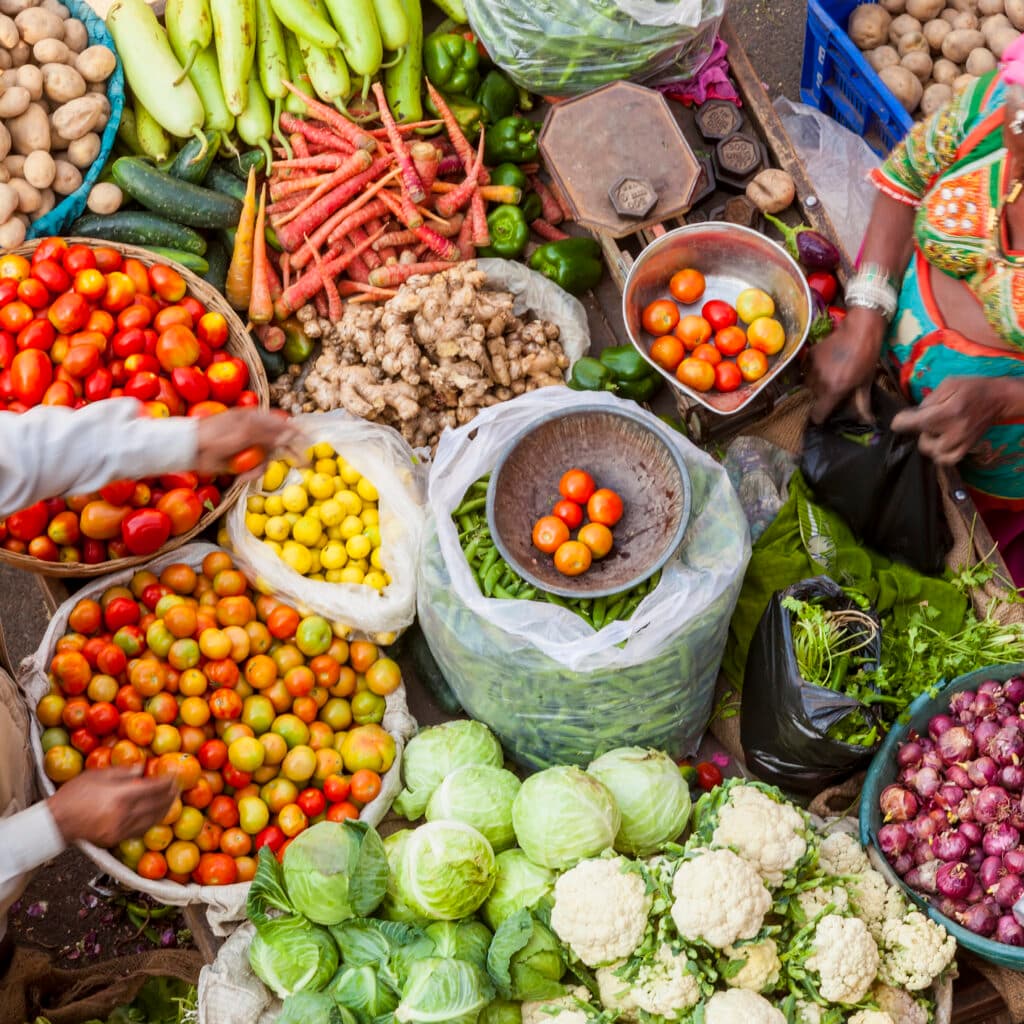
[142, 247, 211, 273]
[70, 212, 208, 255]
[206, 166, 282, 250]
[168, 130, 222, 183]
[202, 233, 230, 292]
[112, 157, 243, 229]
[224, 147, 266, 178]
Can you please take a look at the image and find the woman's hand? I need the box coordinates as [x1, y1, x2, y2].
[807, 307, 888, 424]
[890, 376, 1024, 464]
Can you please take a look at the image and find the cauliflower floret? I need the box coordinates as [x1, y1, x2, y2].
[794, 1000, 822, 1024]
[818, 832, 870, 876]
[550, 858, 652, 967]
[722, 938, 780, 993]
[846, 870, 907, 941]
[872, 983, 929, 1024]
[704, 988, 785, 1024]
[847, 1013, 894, 1024]
[670, 849, 771, 949]
[595, 945, 701, 1021]
[877, 910, 956, 992]
[710, 785, 808, 885]
[805, 914, 880, 1005]
[796, 884, 849, 922]
[522, 987, 593, 1024]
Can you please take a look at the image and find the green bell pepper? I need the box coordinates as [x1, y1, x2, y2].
[424, 33, 480, 97]
[478, 204, 529, 258]
[475, 70, 517, 124]
[282, 323, 315, 364]
[424, 90, 483, 139]
[488, 162, 528, 191]
[599, 345, 651, 381]
[484, 116, 539, 164]
[567, 356, 614, 392]
[615, 374, 662, 403]
[521, 191, 542, 224]
[528, 237, 603, 295]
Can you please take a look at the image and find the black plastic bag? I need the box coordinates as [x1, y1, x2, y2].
[741, 577, 882, 795]
[801, 385, 951, 575]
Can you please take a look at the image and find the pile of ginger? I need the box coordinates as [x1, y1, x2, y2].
[271, 263, 570, 449]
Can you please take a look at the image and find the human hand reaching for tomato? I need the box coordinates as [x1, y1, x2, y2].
[195, 409, 309, 476]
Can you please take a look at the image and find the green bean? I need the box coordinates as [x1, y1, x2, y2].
[463, 535, 483, 563]
[592, 595, 608, 631]
[454, 495, 488, 517]
[604, 597, 627, 623]
[483, 560, 503, 598]
[479, 546, 500, 576]
[493, 583, 516, 599]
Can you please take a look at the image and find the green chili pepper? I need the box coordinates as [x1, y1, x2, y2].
[478, 204, 529, 258]
[484, 115, 538, 164]
[615, 374, 662, 403]
[521, 190, 542, 223]
[528, 237, 603, 294]
[567, 356, 614, 392]
[599, 345, 653, 381]
[475, 69, 517, 123]
[488, 162, 528, 191]
[424, 32, 480, 96]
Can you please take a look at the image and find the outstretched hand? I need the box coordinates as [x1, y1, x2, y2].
[806, 308, 887, 425]
[195, 408, 309, 476]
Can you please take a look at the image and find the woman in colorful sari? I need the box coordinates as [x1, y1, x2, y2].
[808, 45, 1024, 580]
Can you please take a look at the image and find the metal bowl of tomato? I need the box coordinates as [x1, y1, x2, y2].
[485, 403, 691, 601]
[622, 223, 814, 416]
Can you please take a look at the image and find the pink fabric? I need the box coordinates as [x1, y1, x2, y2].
[655, 37, 741, 108]
[978, 506, 1024, 587]
[1001, 35, 1024, 87]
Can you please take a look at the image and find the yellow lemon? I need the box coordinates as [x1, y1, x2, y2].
[336, 489, 362, 516]
[346, 534, 371, 560]
[360, 507, 379, 527]
[265, 516, 291, 542]
[356, 477, 378, 502]
[313, 441, 335, 460]
[364, 571, 388, 591]
[364, 525, 381, 548]
[246, 495, 266, 514]
[340, 565, 365, 585]
[292, 516, 322, 547]
[245, 512, 268, 537]
[327, 524, 345, 541]
[348, 557, 369, 575]
[305, 505, 321, 521]
[262, 460, 288, 492]
[308, 549, 321, 574]
[338, 459, 361, 485]
[217, 528, 230, 549]
[315, 534, 328, 549]
[309, 473, 335, 500]
[284, 512, 300, 527]
[309, 572, 326, 582]
[319, 499, 343, 527]
[281, 542, 312, 576]
[325, 568, 347, 583]
[370, 547, 384, 570]
[321, 541, 348, 571]
[282, 484, 308, 513]
[263, 494, 284, 517]
[340, 515, 364, 540]
[263, 540, 282, 555]
[314, 458, 337, 476]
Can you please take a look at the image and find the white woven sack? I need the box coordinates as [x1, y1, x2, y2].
[17, 541, 417, 935]
[228, 413, 426, 641]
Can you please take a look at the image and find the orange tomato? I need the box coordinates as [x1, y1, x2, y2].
[161, 564, 198, 594]
[641, 298, 679, 336]
[350, 769, 382, 805]
[714, 325, 748, 357]
[587, 488, 623, 527]
[676, 357, 715, 393]
[674, 314, 712, 351]
[736, 348, 769, 382]
[746, 317, 786, 355]
[202, 550, 233, 578]
[532, 515, 569, 555]
[267, 605, 300, 640]
[714, 361, 743, 393]
[553, 540, 592, 577]
[578, 522, 614, 559]
[136, 851, 167, 880]
[668, 268, 706, 304]
[349, 642, 378, 674]
[649, 335, 684, 373]
[691, 343, 722, 366]
[559, 469, 596, 504]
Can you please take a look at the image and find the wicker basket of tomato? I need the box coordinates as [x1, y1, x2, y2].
[0, 238, 269, 577]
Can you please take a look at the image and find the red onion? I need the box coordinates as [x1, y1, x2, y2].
[909, 766, 942, 799]
[929, 714, 956, 739]
[950, 691, 977, 718]
[1005, 849, 1024, 875]
[976, 785, 1012, 824]
[969, 757, 999, 787]
[905, 861, 939, 893]
[935, 783, 965, 811]
[937, 861, 975, 899]
[997, 915, 1024, 945]
[993, 875, 1024, 909]
[947, 765, 972, 789]
[968, 848, 986, 873]
[959, 901, 998, 936]
[976, 692, 999, 720]
[878, 823, 910, 858]
[897, 741, 925, 769]
[975, 720, 1001, 752]
[957, 793, 978, 822]
[914, 841, 937, 866]
[880, 784, 918, 822]
[939, 726, 975, 764]
[980, 855, 1006, 890]
[891, 852, 914, 877]
[980, 679, 1005, 698]
[989, 727, 1024, 767]
[984, 823, 1021, 857]
[934, 829, 971, 862]
[961, 821, 984, 845]
[938, 896, 969, 918]
[909, 812, 941, 841]
[1000, 765, 1024, 792]
[968, 882, 987, 903]
[1005, 677, 1024, 704]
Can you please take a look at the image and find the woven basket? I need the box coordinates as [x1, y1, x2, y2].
[1, 239, 269, 578]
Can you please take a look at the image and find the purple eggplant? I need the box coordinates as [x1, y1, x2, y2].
[765, 213, 841, 271]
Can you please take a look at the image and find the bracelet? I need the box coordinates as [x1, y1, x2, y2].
[845, 263, 898, 321]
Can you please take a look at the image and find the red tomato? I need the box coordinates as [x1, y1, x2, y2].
[52, 650, 91, 694]
[102, 271, 136, 312]
[7, 500, 48, 541]
[156, 488, 203, 536]
[123, 259, 150, 296]
[86, 701, 119, 735]
[828, 305, 846, 328]
[17, 277, 49, 310]
[552, 498, 584, 529]
[695, 761, 723, 790]
[160, 472, 199, 492]
[124, 371, 160, 401]
[47, 510, 80, 545]
[74, 268, 106, 301]
[61, 344, 100, 378]
[155, 325, 200, 373]
[80, 500, 130, 541]
[532, 515, 569, 555]
[70, 727, 99, 754]
[0, 330, 15, 369]
[323, 774, 351, 803]
[197, 311, 228, 348]
[104, 596, 140, 632]
[327, 802, 359, 822]
[195, 852, 238, 886]
[124, 353, 160, 376]
[92, 247, 122, 274]
[171, 365, 210, 404]
[714, 361, 743, 393]
[714, 326, 747, 358]
[189, 400, 228, 418]
[149, 265, 187, 303]
[0, 301, 34, 334]
[96, 643, 127, 676]
[0, 280, 17, 305]
[84, 367, 113, 402]
[111, 328, 146, 359]
[41, 381, 74, 407]
[62, 245, 96, 275]
[236, 391, 258, 408]
[32, 263, 71, 300]
[701, 300, 738, 332]
[48, 293, 90, 334]
[254, 825, 285, 853]
[558, 468, 596, 503]
[198, 738, 229, 770]
[121, 508, 172, 556]
[100, 479, 136, 506]
[297, 788, 326, 817]
[807, 271, 838, 304]
[117, 304, 152, 332]
[206, 361, 245, 404]
[81, 539, 107, 564]
[587, 488, 624, 527]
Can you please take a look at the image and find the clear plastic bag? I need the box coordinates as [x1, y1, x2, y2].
[227, 413, 426, 640]
[464, 0, 724, 97]
[417, 388, 750, 770]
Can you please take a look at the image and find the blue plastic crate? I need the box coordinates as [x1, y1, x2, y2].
[800, 0, 913, 157]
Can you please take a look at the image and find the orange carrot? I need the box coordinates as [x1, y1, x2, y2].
[436, 128, 486, 218]
[368, 260, 454, 288]
[249, 185, 273, 324]
[432, 181, 521, 204]
[372, 81, 424, 203]
[425, 81, 489, 185]
[281, 84, 375, 150]
[308, 242, 343, 321]
[269, 149, 373, 201]
[226, 167, 258, 311]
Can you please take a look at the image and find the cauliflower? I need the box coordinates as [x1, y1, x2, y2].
[877, 910, 956, 992]
[670, 849, 771, 949]
[722, 938, 780, 993]
[704, 988, 785, 1024]
[872, 984, 929, 1024]
[595, 945, 701, 1021]
[708, 785, 809, 886]
[793, 1001, 822, 1024]
[845, 870, 907, 941]
[795, 884, 849, 922]
[550, 858, 652, 967]
[847, 1013, 894, 1024]
[804, 914, 880, 1005]
[522, 987, 593, 1024]
[818, 832, 870, 877]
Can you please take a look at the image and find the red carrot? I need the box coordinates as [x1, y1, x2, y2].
[265, 253, 283, 303]
[346, 252, 371, 283]
[256, 323, 286, 352]
[410, 141, 440, 196]
[436, 154, 463, 177]
[470, 191, 490, 247]
[270, 149, 373, 201]
[350, 226, 382, 270]
[435, 129, 486, 218]
[368, 120, 442, 138]
[268, 192, 306, 217]
[291, 133, 310, 159]
[371, 82, 424, 203]
[432, 181, 521, 204]
[457, 208, 475, 260]
[378, 188, 457, 256]
[295, 197, 388, 269]
[280, 91, 374, 151]
[377, 187, 422, 230]
[249, 185, 273, 324]
[280, 252, 291, 292]
[337, 280, 397, 299]
[425, 81, 488, 184]
[314, 290, 329, 318]
[372, 228, 418, 250]
[531, 218, 570, 241]
[529, 176, 564, 225]
[270, 153, 348, 172]
[308, 243, 343, 321]
[280, 114, 351, 153]
[369, 260, 454, 288]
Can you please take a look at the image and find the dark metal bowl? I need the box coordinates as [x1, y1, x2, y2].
[485, 404, 691, 600]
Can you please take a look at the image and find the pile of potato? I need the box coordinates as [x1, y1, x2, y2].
[848, 0, 1022, 117]
[0, 0, 117, 247]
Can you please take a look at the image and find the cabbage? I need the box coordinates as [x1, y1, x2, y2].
[481, 999, 523, 1024]
[426, 766, 521, 851]
[380, 830, 432, 925]
[396, 957, 495, 1024]
[486, 910, 565, 1001]
[248, 918, 339, 999]
[422, 921, 494, 970]
[482, 851, 556, 931]
[278, 991, 353, 1024]
[511, 766, 620, 869]
[395, 721, 505, 820]
[395, 821, 497, 920]
[327, 964, 400, 1022]
[587, 747, 692, 856]
[283, 820, 388, 926]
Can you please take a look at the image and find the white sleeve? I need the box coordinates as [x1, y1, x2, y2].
[0, 399, 199, 518]
[0, 802, 65, 893]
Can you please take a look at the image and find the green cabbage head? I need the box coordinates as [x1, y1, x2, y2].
[426, 765, 521, 852]
[482, 850, 556, 931]
[481, 999, 523, 1024]
[395, 957, 495, 1024]
[248, 917, 338, 999]
[486, 909, 565, 1001]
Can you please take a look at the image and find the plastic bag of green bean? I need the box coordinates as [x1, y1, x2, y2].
[417, 389, 750, 770]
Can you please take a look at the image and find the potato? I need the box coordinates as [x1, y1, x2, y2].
[745, 169, 796, 214]
[42, 63, 85, 102]
[889, 12, 922, 40]
[954, 71, 976, 90]
[33, 37, 69, 63]
[1008, 0, 1024, 27]
[0, 165, 10, 184]
[902, 49, 934, 79]
[0, 180, 18, 222]
[39, 0, 69, 20]
[953, 10, 981, 28]
[942, 27, 987, 58]
[61, 17, 85, 50]
[988, 23, 1021, 51]
[0, 69, 17, 89]
[924, 17, 953, 48]
[4, 154, 24, 177]
[66, 130, 97, 168]
[35, 185, 54, 217]
[907, 0, 944, 18]
[880, 63, 925, 110]
[75, 45, 115, 83]
[850, 3, 893, 48]
[8, 102, 48, 154]
[51, 94, 103, 140]
[9, 40, 29, 66]
[899, 28, 930, 52]
[14, 8, 63, 44]
[14, 63, 41, 100]
[967, 44, 998, 71]
[881, 0, 907, 11]
[866, 43, 902, 69]
[941, 7, 961, 21]
[10, 177, 39, 212]
[0, 10, 15, 46]
[980, 0, 1005, 12]
[0, 217, 27, 248]
[951, 0, 979, 10]
[23, 149, 54, 189]
[0, 85, 28, 118]
[933, 55, 961, 81]
[0, 0, 31, 16]
[982, 12, 1011, 34]
[85, 180, 121, 215]
[0, 50, 11, 69]
[51, 158, 79, 195]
